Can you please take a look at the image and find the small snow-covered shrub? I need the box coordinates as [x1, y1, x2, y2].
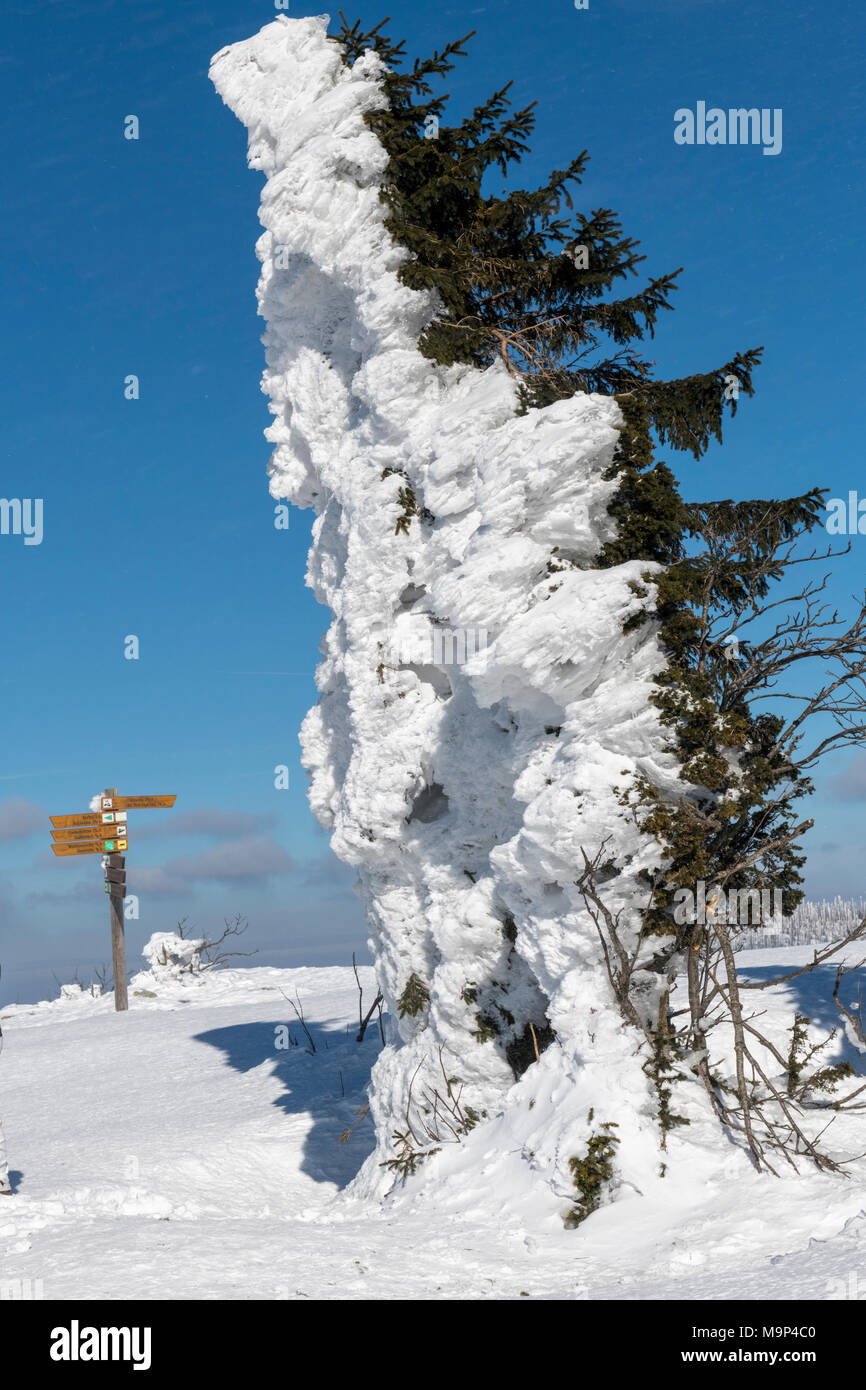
[134, 917, 256, 990]
[565, 1118, 620, 1229]
[141, 932, 205, 983]
[381, 1050, 485, 1183]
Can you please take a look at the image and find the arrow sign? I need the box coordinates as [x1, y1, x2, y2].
[52, 797, 174, 826]
[104, 866, 126, 886]
[104, 883, 127, 897]
[52, 840, 113, 857]
[101, 795, 176, 812]
[52, 823, 128, 844]
[51, 810, 126, 829]
[51, 834, 127, 856]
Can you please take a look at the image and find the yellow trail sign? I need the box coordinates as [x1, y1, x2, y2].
[52, 840, 121, 857]
[52, 823, 128, 844]
[51, 796, 175, 827]
[102, 795, 176, 811]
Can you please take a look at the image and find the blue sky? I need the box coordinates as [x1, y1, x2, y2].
[2, 0, 865, 1004]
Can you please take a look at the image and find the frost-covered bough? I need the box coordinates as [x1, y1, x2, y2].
[210, 16, 697, 1207]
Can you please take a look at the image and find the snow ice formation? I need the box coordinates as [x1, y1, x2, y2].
[211, 15, 692, 1212]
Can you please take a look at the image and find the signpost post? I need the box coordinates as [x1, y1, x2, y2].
[103, 787, 128, 1012]
[49, 788, 176, 1013]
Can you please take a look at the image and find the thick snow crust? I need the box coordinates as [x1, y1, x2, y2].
[211, 16, 693, 1207]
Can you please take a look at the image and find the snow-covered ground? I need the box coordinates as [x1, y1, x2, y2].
[2, 943, 866, 1301]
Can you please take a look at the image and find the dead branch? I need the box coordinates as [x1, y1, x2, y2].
[352, 951, 385, 1043]
[280, 990, 316, 1054]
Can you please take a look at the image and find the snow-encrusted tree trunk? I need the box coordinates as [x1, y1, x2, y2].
[211, 15, 686, 1209]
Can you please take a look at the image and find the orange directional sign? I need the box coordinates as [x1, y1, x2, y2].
[52, 823, 128, 844]
[101, 795, 175, 812]
[50, 812, 104, 829]
[52, 796, 174, 827]
[51, 810, 129, 829]
[52, 840, 115, 857]
[53, 836, 127, 856]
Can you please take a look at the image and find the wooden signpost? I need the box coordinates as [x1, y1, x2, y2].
[49, 788, 176, 1012]
[52, 825, 129, 843]
[51, 839, 128, 856]
[51, 812, 120, 829]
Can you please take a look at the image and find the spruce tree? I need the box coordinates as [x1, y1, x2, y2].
[333, 13, 814, 942]
[335, 13, 761, 448]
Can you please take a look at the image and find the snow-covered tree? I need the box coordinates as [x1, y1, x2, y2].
[211, 15, 866, 1207]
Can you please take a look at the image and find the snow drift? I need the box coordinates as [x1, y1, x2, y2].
[210, 15, 690, 1214]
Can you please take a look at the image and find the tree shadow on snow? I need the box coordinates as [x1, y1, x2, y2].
[193, 1014, 385, 1188]
[738, 958, 866, 1073]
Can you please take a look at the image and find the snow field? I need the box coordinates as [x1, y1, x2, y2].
[1, 948, 866, 1300]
